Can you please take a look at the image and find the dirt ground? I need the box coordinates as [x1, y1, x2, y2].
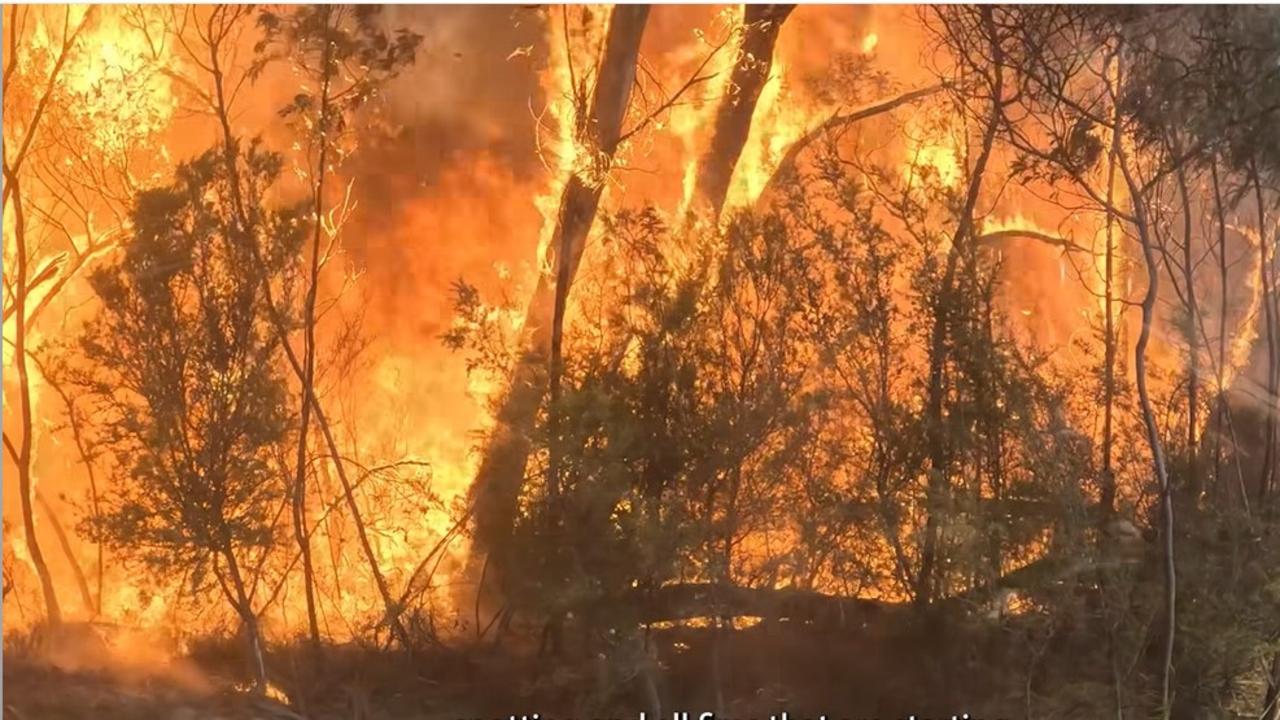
[0, 619, 993, 719]
[3, 659, 279, 720]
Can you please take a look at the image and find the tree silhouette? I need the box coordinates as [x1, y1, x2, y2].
[77, 141, 303, 689]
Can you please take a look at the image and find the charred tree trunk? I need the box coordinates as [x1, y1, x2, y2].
[1211, 160, 1229, 503]
[690, 4, 795, 219]
[1198, 159, 1254, 516]
[39, 364, 106, 615]
[1132, 187, 1177, 720]
[1177, 164, 1200, 499]
[1250, 164, 1278, 508]
[980, 290, 1007, 585]
[471, 4, 650, 601]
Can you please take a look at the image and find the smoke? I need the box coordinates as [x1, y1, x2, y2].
[3, 4, 1272, 644]
[20, 622, 212, 695]
[341, 6, 546, 338]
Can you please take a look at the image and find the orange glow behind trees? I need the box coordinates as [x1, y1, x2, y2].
[2, 7, 1278, 716]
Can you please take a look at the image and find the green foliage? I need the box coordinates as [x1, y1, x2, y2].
[255, 5, 422, 134]
[450, 146, 1090, 620]
[1120, 6, 1280, 178]
[77, 141, 304, 591]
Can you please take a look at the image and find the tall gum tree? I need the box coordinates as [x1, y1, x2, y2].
[690, 4, 795, 219]
[469, 4, 651, 609]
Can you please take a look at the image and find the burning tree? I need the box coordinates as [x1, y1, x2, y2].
[445, 5, 1280, 717]
[75, 142, 304, 689]
[2, 4, 97, 629]
[254, 2, 423, 653]
[4, 5, 1280, 719]
[4, 3, 178, 626]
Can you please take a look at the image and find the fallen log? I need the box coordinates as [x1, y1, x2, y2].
[635, 582, 902, 629]
[629, 536, 1149, 630]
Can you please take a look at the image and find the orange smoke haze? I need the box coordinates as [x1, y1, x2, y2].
[2, 4, 1264, 654]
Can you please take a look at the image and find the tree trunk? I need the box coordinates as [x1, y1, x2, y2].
[1250, 164, 1278, 508]
[196, 9, 409, 648]
[1116, 109, 1176, 720]
[1211, 159, 1229, 504]
[1177, 163, 1200, 499]
[690, 4, 795, 219]
[1100, 112, 1120, 518]
[918, 9, 1003, 608]
[470, 4, 650, 597]
[2, 170, 63, 626]
[35, 491, 93, 615]
[0, 5, 95, 629]
[220, 546, 267, 691]
[290, 4, 338, 654]
[29, 357, 106, 615]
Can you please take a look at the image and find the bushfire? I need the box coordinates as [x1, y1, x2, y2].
[3, 4, 1279, 719]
